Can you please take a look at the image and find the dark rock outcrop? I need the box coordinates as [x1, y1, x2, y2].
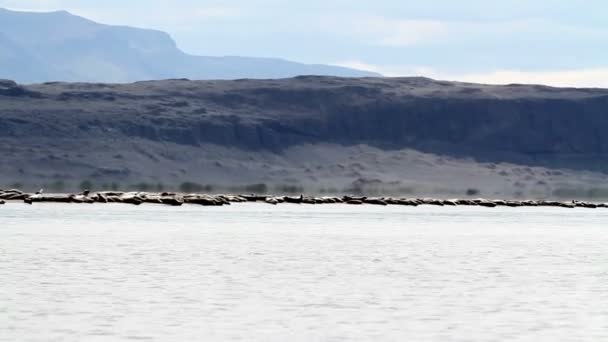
[2, 77, 608, 175]
[0, 79, 37, 97]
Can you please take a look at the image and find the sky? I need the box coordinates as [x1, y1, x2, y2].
[1, 0, 607, 87]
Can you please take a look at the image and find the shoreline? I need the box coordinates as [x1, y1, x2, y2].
[1, 189, 605, 209]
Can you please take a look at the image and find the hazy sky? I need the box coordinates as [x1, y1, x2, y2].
[2, 0, 607, 86]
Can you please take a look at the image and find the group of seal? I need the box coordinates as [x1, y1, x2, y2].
[0, 189, 606, 209]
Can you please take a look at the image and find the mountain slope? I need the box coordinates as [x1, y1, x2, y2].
[1, 77, 608, 197]
[0, 32, 54, 81]
[0, 8, 379, 83]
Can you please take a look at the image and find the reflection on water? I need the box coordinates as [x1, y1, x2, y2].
[2, 203, 608, 341]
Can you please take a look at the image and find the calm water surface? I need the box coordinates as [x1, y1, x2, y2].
[1, 203, 608, 341]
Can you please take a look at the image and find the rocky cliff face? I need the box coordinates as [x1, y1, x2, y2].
[1, 76, 608, 194]
[3, 77, 608, 165]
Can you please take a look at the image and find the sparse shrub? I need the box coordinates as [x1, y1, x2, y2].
[48, 180, 66, 192]
[553, 187, 608, 200]
[132, 183, 152, 192]
[179, 182, 205, 193]
[319, 187, 339, 195]
[244, 183, 268, 194]
[398, 186, 415, 195]
[79, 180, 93, 191]
[344, 185, 364, 196]
[101, 182, 121, 191]
[275, 184, 304, 194]
[588, 188, 608, 199]
[552, 187, 587, 199]
[345, 178, 384, 196]
[466, 188, 480, 196]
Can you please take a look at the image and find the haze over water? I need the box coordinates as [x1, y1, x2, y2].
[2, 203, 608, 341]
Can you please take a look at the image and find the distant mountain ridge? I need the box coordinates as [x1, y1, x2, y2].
[0, 8, 379, 83]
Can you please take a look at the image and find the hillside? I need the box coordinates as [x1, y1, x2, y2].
[1, 77, 608, 197]
[0, 8, 378, 83]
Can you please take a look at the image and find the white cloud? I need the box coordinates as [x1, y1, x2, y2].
[335, 60, 608, 88]
[191, 7, 241, 19]
[363, 17, 447, 47]
[0, 0, 65, 11]
[318, 14, 447, 47]
[90, 6, 242, 30]
[0, 1, 241, 28]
